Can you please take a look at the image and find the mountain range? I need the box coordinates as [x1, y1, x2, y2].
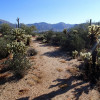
[0, 19, 75, 32]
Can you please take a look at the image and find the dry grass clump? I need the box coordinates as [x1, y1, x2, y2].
[0, 72, 12, 80]
[64, 74, 71, 79]
[33, 66, 38, 69]
[67, 67, 80, 76]
[29, 56, 37, 60]
[27, 81, 35, 86]
[31, 75, 42, 84]
[58, 84, 68, 89]
[59, 60, 66, 63]
[18, 88, 29, 95]
[27, 48, 37, 57]
[56, 68, 63, 72]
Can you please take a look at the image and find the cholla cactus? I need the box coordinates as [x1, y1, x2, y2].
[85, 52, 92, 61]
[11, 28, 26, 41]
[72, 50, 78, 58]
[73, 30, 78, 34]
[80, 52, 92, 61]
[7, 41, 26, 54]
[80, 52, 86, 60]
[88, 25, 100, 46]
[88, 25, 100, 35]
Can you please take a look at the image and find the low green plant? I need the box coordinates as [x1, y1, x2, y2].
[43, 31, 53, 43]
[9, 53, 31, 78]
[36, 35, 44, 41]
[0, 37, 9, 59]
[72, 50, 78, 59]
[27, 48, 37, 56]
[25, 35, 32, 46]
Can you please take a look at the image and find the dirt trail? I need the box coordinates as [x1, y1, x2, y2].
[0, 38, 100, 100]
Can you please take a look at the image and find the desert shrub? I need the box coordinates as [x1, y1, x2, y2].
[11, 28, 26, 42]
[36, 24, 88, 52]
[27, 48, 37, 56]
[4, 28, 32, 46]
[0, 37, 9, 59]
[36, 35, 44, 41]
[69, 34, 85, 51]
[7, 41, 26, 55]
[43, 31, 53, 43]
[9, 53, 31, 78]
[60, 32, 85, 52]
[20, 24, 37, 35]
[78, 25, 100, 91]
[25, 35, 32, 46]
[51, 34, 62, 45]
[0, 23, 12, 35]
[4, 28, 33, 78]
[60, 35, 69, 51]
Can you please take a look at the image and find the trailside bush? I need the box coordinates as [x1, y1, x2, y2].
[9, 53, 31, 78]
[25, 35, 32, 46]
[77, 25, 100, 92]
[51, 34, 62, 45]
[3, 28, 33, 78]
[43, 31, 53, 43]
[69, 34, 85, 51]
[60, 31, 85, 52]
[36, 34, 44, 41]
[27, 48, 37, 56]
[0, 23, 12, 35]
[0, 37, 9, 59]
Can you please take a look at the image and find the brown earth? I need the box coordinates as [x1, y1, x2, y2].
[0, 37, 100, 100]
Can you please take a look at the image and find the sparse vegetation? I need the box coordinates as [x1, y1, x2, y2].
[36, 24, 88, 52]
[36, 23, 100, 92]
[0, 37, 9, 59]
[0, 23, 36, 79]
[9, 53, 31, 78]
[27, 48, 37, 56]
[77, 24, 100, 91]
[1, 1, 100, 99]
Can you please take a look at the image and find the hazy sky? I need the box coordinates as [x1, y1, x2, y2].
[0, 0, 100, 24]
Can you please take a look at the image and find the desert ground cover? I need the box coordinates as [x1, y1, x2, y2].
[0, 37, 100, 100]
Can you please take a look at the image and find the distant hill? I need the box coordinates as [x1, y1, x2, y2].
[0, 19, 16, 27]
[0, 19, 75, 32]
[28, 22, 75, 32]
[0, 19, 11, 24]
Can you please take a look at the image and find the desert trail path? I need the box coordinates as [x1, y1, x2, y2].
[0, 37, 99, 100]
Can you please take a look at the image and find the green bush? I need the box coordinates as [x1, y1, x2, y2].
[0, 27, 36, 78]
[0, 23, 12, 35]
[25, 35, 32, 46]
[9, 53, 31, 78]
[0, 37, 9, 59]
[27, 48, 37, 56]
[60, 31, 85, 52]
[36, 35, 44, 41]
[20, 24, 37, 35]
[51, 34, 62, 45]
[69, 34, 85, 51]
[43, 31, 53, 43]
